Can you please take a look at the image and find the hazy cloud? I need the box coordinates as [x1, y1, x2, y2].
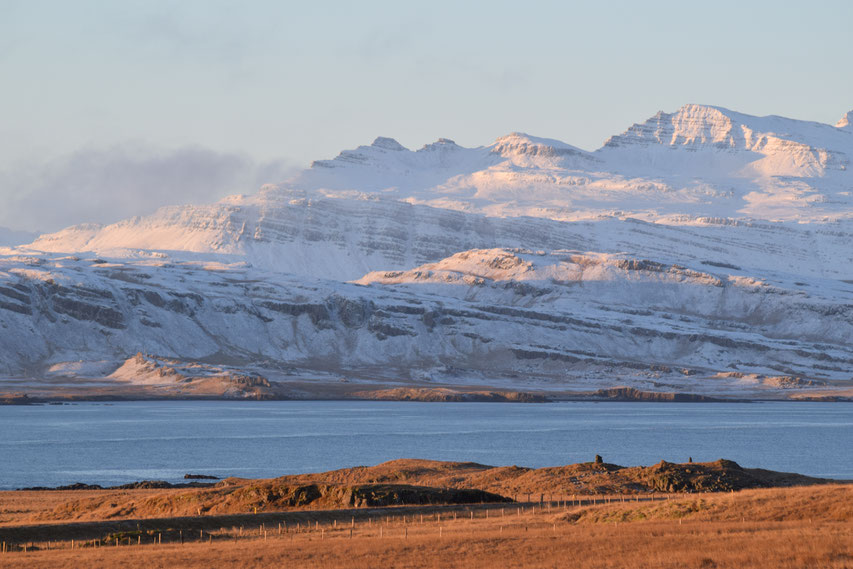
[0, 226, 38, 247]
[0, 144, 298, 234]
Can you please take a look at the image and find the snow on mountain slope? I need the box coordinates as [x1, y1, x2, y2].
[601, 104, 851, 175]
[357, 248, 853, 346]
[5, 103, 853, 397]
[596, 104, 853, 221]
[283, 104, 853, 221]
[23, 190, 853, 282]
[0, 248, 849, 397]
[25, 104, 853, 277]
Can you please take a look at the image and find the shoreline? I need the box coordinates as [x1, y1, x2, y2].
[3, 394, 851, 405]
[3, 386, 851, 405]
[6, 457, 852, 493]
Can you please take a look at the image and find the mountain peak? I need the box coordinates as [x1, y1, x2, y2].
[371, 137, 407, 151]
[494, 132, 565, 145]
[837, 110, 853, 130]
[491, 132, 588, 158]
[418, 138, 460, 152]
[602, 104, 745, 151]
[676, 103, 733, 114]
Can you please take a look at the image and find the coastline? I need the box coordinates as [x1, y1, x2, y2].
[3, 388, 851, 405]
[3, 374, 852, 405]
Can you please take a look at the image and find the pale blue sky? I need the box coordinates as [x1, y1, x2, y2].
[2, 0, 852, 232]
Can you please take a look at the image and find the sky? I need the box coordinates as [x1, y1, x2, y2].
[2, 0, 852, 234]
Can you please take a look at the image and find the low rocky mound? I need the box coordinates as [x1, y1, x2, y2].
[21, 480, 214, 491]
[108, 353, 279, 400]
[26, 458, 835, 523]
[38, 483, 508, 521]
[638, 459, 784, 492]
[272, 458, 834, 496]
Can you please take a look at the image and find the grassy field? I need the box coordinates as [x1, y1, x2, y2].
[1, 484, 850, 568]
[0, 458, 833, 527]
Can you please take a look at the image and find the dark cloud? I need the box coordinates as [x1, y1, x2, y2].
[0, 144, 298, 233]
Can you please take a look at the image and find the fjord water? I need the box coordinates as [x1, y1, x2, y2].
[1, 401, 851, 490]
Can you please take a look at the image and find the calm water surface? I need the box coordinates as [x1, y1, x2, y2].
[1, 401, 850, 489]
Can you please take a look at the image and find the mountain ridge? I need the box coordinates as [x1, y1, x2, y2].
[2, 103, 853, 400]
[24, 103, 853, 260]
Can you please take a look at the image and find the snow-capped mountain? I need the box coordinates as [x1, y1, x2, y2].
[0, 247, 849, 397]
[3, 104, 853, 399]
[289, 103, 853, 223]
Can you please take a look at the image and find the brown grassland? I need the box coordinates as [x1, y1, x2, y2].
[0, 460, 850, 568]
[0, 458, 829, 525]
[1, 489, 851, 568]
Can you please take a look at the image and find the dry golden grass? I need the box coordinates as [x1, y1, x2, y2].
[2, 457, 830, 526]
[2, 516, 850, 568]
[1, 485, 850, 568]
[0, 488, 188, 526]
[563, 484, 853, 524]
